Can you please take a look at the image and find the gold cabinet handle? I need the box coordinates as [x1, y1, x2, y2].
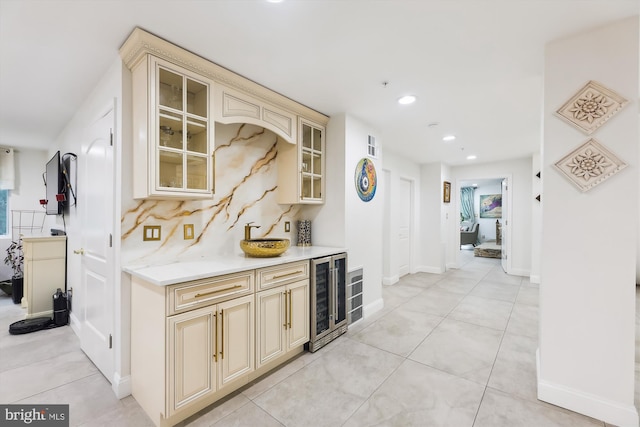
[272, 270, 303, 280]
[283, 292, 288, 329]
[220, 309, 224, 360]
[288, 290, 292, 329]
[213, 312, 218, 363]
[195, 285, 242, 298]
[73, 248, 85, 255]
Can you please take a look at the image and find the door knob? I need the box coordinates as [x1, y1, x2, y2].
[73, 248, 85, 255]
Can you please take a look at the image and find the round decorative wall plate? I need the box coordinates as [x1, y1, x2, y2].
[354, 158, 377, 202]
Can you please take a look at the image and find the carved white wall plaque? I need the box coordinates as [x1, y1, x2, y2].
[555, 81, 628, 135]
[554, 138, 627, 192]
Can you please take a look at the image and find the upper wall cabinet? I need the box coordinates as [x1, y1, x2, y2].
[277, 118, 325, 204]
[130, 55, 214, 200]
[120, 28, 329, 202]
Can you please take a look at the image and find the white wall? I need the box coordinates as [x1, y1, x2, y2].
[451, 157, 533, 276]
[344, 115, 384, 315]
[0, 148, 49, 281]
[381, 150, 421, 284]
[530, 153, 542, 283]
[538, 17, 638, 426]
[419, 162, 447, 273]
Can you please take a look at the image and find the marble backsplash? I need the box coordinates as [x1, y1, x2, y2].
[121, 123, 301, 265]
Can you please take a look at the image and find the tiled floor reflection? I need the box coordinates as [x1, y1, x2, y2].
[0, 249, 637, 426]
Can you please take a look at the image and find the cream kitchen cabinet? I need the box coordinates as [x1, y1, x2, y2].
[277, 117, 325, 204]
[256, 280, 309, 368]
[130, 54, 214, 200]
[131, 271, 255, 427]
[167, 295, 253, 417]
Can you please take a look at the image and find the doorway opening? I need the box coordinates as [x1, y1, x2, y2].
[456, 176, 511, 273]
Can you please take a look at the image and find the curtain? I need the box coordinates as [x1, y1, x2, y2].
[460, 186, 475, 223]
[0, 147, 15, 190]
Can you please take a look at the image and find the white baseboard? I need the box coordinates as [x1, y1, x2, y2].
[510, 268, 530, 277]
[382, 275, 399, 286]
[417, 265, 445, 274]
[112, 372, 132, 399]
[363, 298, 384, 319]
[537, 350, 639, 427]
[529, 274, 541, 284]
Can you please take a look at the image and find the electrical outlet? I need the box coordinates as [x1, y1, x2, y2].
[183, 224, 194, 240]
[284, 221, 290, 232]
[143, 225, 161, 241]
[482, 234, 485, 239]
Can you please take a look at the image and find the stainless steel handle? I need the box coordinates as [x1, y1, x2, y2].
[195, 285, 242, 298]
[333, 267, 338, 321]
[73, 248, 85, 255]
[272, 270, 303, 280]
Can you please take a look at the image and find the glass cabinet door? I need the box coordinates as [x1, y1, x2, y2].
[156, 63, 210, 194]
[311, 258, 331, 339]
[333, 255, 347, 326]
[300, 121, 323, 201]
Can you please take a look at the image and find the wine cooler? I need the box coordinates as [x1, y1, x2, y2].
[308, 253, 348, 352]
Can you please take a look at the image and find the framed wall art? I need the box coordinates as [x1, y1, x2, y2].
[443, 181, 451, 203]
[479, 194, 502, 218]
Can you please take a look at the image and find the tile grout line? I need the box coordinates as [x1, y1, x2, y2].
[470, 278, 521, 427]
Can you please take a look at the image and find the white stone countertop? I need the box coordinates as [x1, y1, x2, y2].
[123, 245, 347, 286]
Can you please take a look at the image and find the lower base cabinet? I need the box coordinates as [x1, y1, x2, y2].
[256, 279, 309, 368]
[131, 260, 310, 427]
[167, 295, 253, 416]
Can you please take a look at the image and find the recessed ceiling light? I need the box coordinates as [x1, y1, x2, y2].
[266, 0, 283, 3]
[442, 135, 456, 142]
[397, 95, 416, 105]
[466, 155, 477, 160]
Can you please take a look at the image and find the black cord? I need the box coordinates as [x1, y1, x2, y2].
[61, 153, 77, 207]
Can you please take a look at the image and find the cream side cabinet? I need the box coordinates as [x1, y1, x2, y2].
[256, 279, 309, 368]
[167, 295, 254, 417]
[21, 235, 67, 319]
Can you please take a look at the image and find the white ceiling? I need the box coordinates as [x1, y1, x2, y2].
[0, 0, 637, 165]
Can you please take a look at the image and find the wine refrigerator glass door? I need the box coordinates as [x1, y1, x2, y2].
[333, 253, 347, 329]
[311, 256, 331, 342]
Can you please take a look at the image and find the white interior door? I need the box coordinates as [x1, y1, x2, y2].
[501, 178, 509, 273]
[79, 104, 115, 382]
[398, 178, 412, 277]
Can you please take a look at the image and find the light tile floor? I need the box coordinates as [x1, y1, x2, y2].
[0, 250, 637, 426]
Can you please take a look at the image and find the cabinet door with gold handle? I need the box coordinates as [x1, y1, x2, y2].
[217, 295, 254, 389]
[287, 281, 310, 349]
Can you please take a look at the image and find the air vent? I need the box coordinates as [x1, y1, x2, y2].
[348, 268, 363, 324]
[367, 135, 377, 158]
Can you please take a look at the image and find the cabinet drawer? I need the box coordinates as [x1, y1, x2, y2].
[23, 238, 66, 260]
[167, 271, 254, 315]
[256, 261, 309, 291]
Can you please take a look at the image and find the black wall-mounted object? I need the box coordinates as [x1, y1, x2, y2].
[45, 151, 64, 215]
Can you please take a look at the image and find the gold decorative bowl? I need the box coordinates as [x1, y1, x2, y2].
[240, 238, 290, 258]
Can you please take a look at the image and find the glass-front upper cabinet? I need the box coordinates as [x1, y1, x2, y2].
[276, 117, 325, 204]
[300, 121, 323, 201]
[132, 55, 214, 199]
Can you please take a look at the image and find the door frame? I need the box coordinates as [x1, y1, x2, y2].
[454, 174, 513, 273]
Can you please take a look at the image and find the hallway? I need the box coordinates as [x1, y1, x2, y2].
[0, 252, 637, 426]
